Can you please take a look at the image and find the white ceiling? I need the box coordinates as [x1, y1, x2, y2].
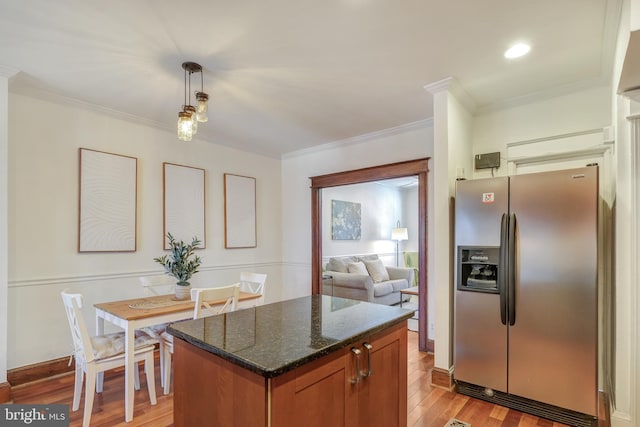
[0, 0, 620, 157]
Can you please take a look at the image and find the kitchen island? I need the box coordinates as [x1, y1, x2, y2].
[167, 294, 413, 427]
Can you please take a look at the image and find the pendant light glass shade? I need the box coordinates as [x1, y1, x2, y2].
[196, 92, 209, 122]
[177, 111, 193, 141]
[184, 105, 197, 135]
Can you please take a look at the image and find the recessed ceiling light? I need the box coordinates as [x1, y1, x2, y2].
[504, 43, 531, 59]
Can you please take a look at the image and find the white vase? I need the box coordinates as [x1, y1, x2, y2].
[175, 282, 191, 300]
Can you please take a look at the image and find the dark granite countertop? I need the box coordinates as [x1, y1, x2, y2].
[167, 295, 414, 378]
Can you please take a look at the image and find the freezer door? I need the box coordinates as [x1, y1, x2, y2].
[454, 177, 508, 391]
[508, 166, 598, 415]
[455, 177, 509, 247]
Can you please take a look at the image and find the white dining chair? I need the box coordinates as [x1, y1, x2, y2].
[61, 290, 158, 427]
[160, 283, 240, 395]
[239, 272, 267, 306]
[138, 275, 172, 388]
[139, 275, 173, 296]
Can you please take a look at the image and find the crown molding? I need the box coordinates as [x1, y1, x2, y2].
[425, 76, 610, 117]
[10, 83, 174, 133]
[424, 77, 477, 114]
[476, 77, 610, 115]
[9, 82, 339, 160]
[424, 77, 454, 95]
[281, 118, 433, 159]
[0, 65, 19, 79]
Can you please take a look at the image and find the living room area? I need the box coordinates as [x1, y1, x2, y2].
[320, 178, 423, 331]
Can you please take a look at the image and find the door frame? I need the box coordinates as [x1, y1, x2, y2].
[310, 158, 430, 351]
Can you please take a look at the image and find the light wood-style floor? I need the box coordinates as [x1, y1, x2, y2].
[10, 330, 570, 427]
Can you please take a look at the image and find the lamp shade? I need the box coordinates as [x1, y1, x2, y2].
[196, 92, 209, 122]
[391, 227, 408, 241]
[177, 111, 193, 141]
[184, 105, 197, 135]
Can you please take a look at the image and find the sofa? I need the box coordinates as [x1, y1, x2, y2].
[323, 255, 414, 305]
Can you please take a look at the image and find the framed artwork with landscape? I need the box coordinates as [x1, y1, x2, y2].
[331, 200, 361, 240]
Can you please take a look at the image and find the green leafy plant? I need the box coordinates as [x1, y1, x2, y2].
[154, 233, 202, 286]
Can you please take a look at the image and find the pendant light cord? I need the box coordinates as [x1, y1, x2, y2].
[183, 67, 187, 107]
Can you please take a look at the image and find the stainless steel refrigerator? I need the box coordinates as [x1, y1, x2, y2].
[454, 166, 598, 426]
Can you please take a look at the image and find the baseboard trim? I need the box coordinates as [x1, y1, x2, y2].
[0, 382, 10, 403]
[8, 348, 164, 388]
[7, 357, 74, 387]
[431, 366, 454, 391]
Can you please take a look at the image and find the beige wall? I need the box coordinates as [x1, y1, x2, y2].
[7, 93, 283, 368]
[280, 121, 433, 305]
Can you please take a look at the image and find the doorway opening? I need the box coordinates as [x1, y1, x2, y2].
[310, 158, 431, 351]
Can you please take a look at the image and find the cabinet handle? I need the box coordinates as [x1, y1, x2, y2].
[350, 348, 362, 384]
[362, 343, 373, 377]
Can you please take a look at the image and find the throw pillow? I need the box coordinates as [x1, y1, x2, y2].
[347, 261, 368, 275]
[327, 257, 349, 273]
[365, 259, 390, 283]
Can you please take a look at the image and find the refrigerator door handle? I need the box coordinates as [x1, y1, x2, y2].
[499, 212, 508, 325]
[508, 213, 517, 326]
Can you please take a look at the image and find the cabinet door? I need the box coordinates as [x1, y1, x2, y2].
[356, 322, 408, 427]
[271, 349, 357, 427]
[270, 322, 408, 427]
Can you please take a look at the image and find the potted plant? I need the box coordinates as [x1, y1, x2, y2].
[154, 233, 202, 300]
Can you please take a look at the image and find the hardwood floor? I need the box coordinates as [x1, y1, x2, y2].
[10, 330, 570, 427]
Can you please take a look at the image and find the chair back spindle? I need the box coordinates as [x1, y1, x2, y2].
[191, 284, 240, 319]
[61, 291, 95, 365]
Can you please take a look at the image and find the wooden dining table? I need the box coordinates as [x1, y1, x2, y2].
[94, 291, 261, 423]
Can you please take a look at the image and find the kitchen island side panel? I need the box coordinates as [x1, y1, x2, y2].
[173, 338, 267, 427]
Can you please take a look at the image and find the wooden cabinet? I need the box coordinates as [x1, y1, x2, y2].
[271, 348, 355, 427]
[174, 321, 407, 427]
[355, 322, 407, 426]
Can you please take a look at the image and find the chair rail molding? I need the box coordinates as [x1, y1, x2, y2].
[8, 262, 282, 289]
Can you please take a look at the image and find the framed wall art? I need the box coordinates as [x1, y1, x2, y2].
[163, 163, 206, 249]
[224, 173, 256, 249]
[78, 148, 137, 252]
[331, 199, 361, 240]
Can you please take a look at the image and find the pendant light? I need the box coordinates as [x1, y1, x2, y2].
[177, 62, 209, 141]
[177, 111, 194, 141]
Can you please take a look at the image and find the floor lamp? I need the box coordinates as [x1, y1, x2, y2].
[391, 221, 408, 267]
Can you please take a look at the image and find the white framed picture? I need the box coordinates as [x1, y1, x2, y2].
[78, 148, 137, 252]
[224, 173, 256, 249]
[163, 163, 206, 249]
